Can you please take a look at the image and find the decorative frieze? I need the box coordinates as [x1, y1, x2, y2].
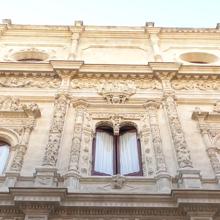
[71, 78, 162, 90]
[171, 78, 220, 91]
[42, 93, 69, 167]
[0, 76, 61, 88]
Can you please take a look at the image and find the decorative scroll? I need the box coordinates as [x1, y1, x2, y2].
[0, 76, 61, 88]
[171, 79, 220, 91]
[71, 78, 162, 90]
[164, 94, 193, 168]
[68, 100, 88, 173]
[42, 93, 69, 167]
[144, 101, 167, 173]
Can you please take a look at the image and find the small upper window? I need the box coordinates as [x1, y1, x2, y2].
[0, 141, 10, 174]
[92, 125, 143, 176]
[180, 52, 218, 64]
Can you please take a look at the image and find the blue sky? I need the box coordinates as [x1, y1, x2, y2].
[0, 0, 219, 27]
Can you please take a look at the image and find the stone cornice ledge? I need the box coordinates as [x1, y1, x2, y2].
[0, 61, 220, 78]
[2, 188, 220, 208]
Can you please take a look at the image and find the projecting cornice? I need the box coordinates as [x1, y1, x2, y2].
[0, 61, 220, 79]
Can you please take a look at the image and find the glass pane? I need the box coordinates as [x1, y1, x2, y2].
[119, 132, 140, 175]
[94, 131, 114, 175]
[0, 144, 9, 174]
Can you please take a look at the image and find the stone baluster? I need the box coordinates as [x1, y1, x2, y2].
[144, 100, 171, 192]
[65, 99, 88, 190]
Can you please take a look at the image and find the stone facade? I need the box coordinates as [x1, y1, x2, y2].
[0, 19, 220, 219]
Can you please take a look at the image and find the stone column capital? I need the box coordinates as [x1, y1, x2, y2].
[143, 100, 161, 110]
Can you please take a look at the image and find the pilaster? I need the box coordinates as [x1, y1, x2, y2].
[144, 100, 171, 192]
[64, 99, 89, 191]
[156, 70, 201, 188]
[34, 93, 70, 187]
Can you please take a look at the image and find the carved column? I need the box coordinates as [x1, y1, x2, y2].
[65, 99, 88, 190]
[144, 100, 171, 192]
[157, 71, 201, 188]
[10, 124, 33, 172]
[35, 93, 69, 186]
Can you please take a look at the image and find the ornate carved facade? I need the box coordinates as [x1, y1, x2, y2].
[0, 19, 220, 220]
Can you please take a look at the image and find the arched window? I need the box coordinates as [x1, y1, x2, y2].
[0, 141, 9, 174]
[92, 125, 142, 176]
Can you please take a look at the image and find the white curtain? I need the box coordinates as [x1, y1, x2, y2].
[0, 145, 9, 175]
[94, 131, 114, 175]
[119, 132, 139, 175]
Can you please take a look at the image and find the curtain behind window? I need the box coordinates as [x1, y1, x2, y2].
[0, 144, 9, 174]
[119, 132, 139, 175]
[94, 131, 114, 175]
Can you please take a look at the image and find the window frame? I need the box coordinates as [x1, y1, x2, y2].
[0, 140, 10, 175]
[92, 126, 143, 176]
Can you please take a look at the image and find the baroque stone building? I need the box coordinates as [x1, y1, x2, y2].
[0, 19, 220, 220]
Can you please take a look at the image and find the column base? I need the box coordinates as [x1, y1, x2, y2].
[177, 168, 201, 189]
[2, 171, 20, 191]
[34, 167, 59, 187]
[64, 171, 80, 192]
[155, 172, 172, 193]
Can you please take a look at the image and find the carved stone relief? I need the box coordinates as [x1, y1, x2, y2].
[192, 102, 220, 175]
[42, 93, 69, 167]
[68, 100, 89, 175]
[163, 93, 193, 168]
[0, 96, 41, 172]
[144, 101, 168, 174]
[139, 115, 153, 176]
[97, 80, 136, 104]
[0, 76, 61, 89]
[71, 78, 162, 90]
[171, 78, 220, 91]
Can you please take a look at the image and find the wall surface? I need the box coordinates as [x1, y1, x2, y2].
[0, 20, 220, 220]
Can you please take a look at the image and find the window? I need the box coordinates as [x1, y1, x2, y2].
[0, 141, 9, 174]
[92, 125, 143, 176]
